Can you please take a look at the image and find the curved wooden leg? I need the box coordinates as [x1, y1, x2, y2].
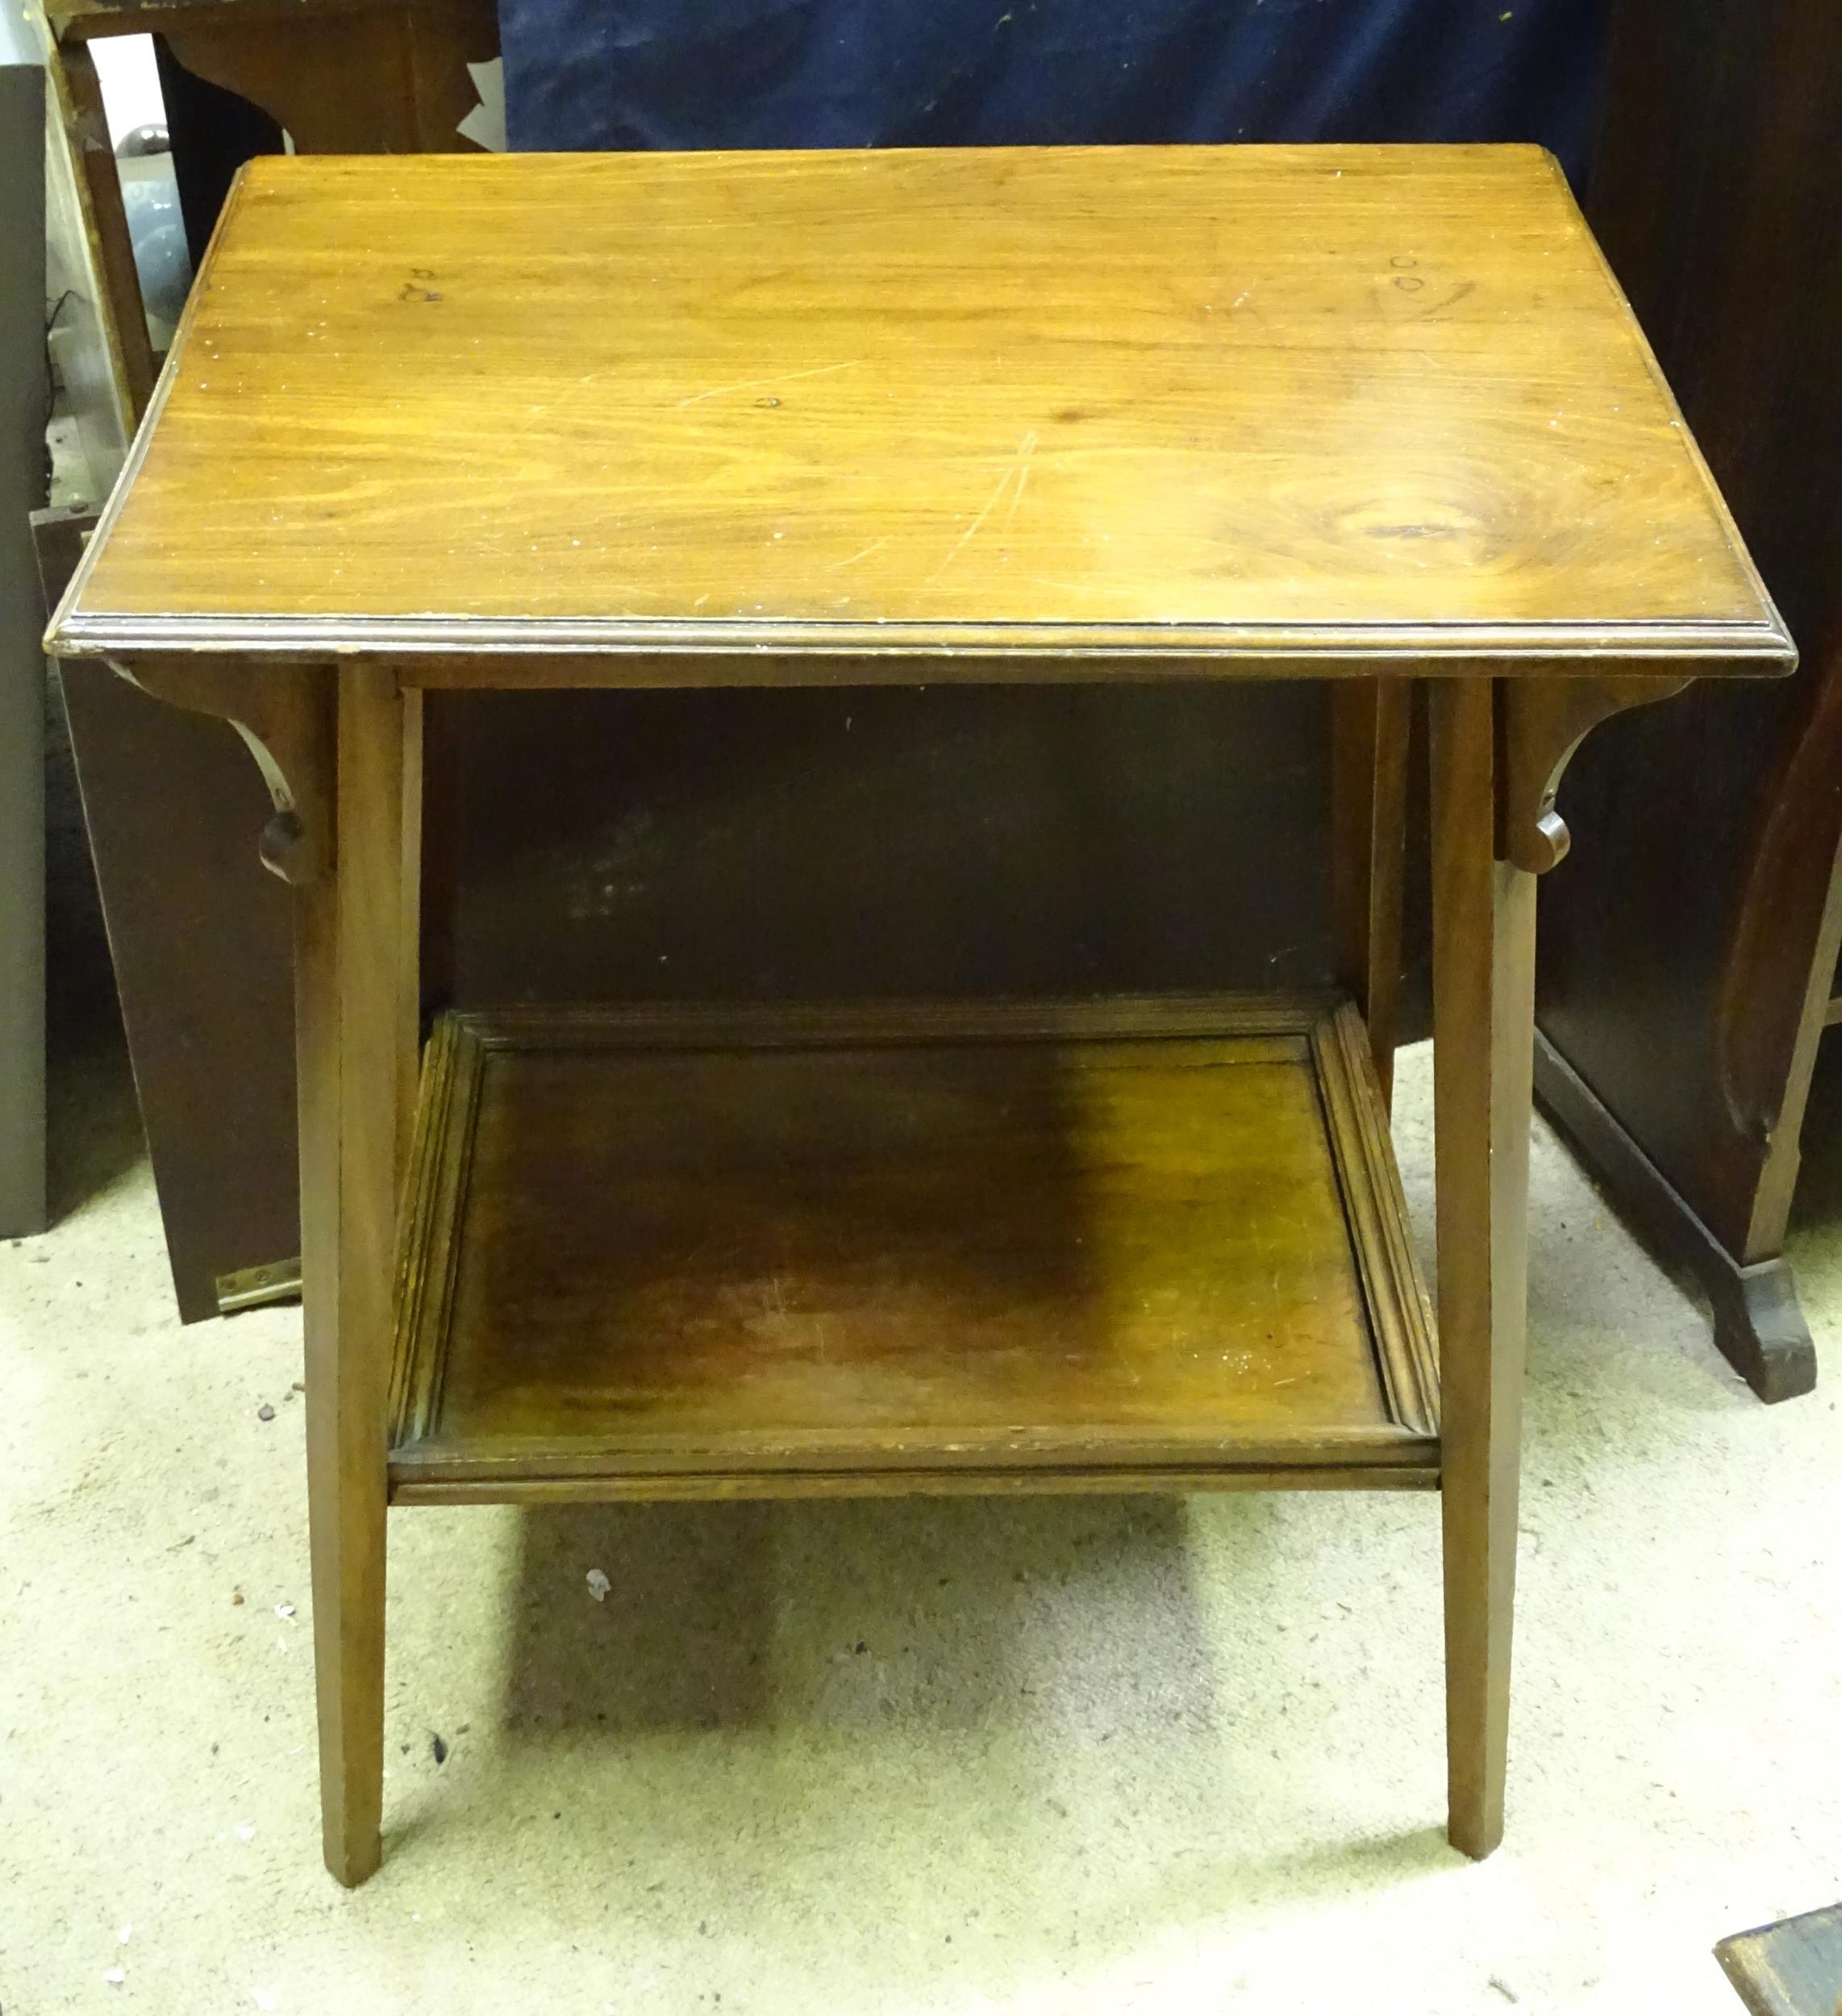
[296, 669, 419, 1886]
[1431, 681, 1535, 1861]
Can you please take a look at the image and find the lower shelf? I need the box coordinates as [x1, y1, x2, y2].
[387, 996, 1440, 1502]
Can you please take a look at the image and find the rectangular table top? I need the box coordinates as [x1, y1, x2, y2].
[51, 144, 1790, 673]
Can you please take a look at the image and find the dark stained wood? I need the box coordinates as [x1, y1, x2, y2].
[1534, 1031, 1816, 1401]
[154, 35, 283, 268]
[1537, 0, 1842, 1396]
[387, 998, 1439, 1500]
[440, 682, 1337, 1011]
[1332, 678, 1410, 1101]
[1497, 677, 1688, 874]
[51, 148, 1788, 670]
[2, 52, 47, 1239]
[1432, 679, 1536, 1860]
[1715, 1901, 1842, 2016]
[156, 0, 496, 158]
[50, 647, 298, 1318]
[126, 655, 336, 885]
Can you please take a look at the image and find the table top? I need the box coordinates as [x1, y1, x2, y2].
[50, 144, 1791, 673]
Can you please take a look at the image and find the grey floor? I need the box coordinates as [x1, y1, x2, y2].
[3, 1033, 1840, 2015]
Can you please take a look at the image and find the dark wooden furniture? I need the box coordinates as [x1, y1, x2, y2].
[1, 14, 46, 1236]
[1533, 0, 1842, 1402]
[47, 144, 1787, 1883]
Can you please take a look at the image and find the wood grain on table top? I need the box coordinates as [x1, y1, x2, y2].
[387, 1000, 1440, 1485]
[52, 144, 1791, 668]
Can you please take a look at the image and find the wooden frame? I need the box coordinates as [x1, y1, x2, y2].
[81, 644, 1763, 1882]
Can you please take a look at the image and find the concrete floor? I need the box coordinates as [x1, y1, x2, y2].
[3, 1034, 1840, 2016]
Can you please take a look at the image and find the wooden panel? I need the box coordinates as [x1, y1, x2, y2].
[1534, 1031, 1815, 1401]
[55, 660, 298, 1314]
[1331, 677, 1411, 1100]
[160, 0, 497, 156]
[441, 682, 1337, 1006]
[51, 146, 1787, 667]
[1, 51, 46, 1237]
[388, 997, 1439, 1499]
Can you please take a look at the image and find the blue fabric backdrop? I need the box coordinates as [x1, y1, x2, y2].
[500, 0, 1611, 186]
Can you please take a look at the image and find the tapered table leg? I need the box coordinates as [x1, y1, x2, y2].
[1431, 678, 1536, 1861]
[295, 666, 420, 1886]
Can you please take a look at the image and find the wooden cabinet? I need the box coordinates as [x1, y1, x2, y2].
[1534, 0, 1842, 1402]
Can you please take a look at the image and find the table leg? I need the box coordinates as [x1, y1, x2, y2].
[1430, 679, 1535, 1860]
[295, 667, 419, 1886]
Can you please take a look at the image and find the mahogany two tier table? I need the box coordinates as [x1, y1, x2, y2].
[47, 144, 1791, 1885]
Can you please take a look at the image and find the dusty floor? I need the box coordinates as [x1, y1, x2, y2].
[3, 1032, 1840, 2016]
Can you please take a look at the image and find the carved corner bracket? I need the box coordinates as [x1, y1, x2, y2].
[1496, 675, 1690, 874]
[113, 657, 335, 885]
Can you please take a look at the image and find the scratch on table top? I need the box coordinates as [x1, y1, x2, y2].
[677, 359, 867, 407]
[827, 536, 890, 572]
[1002, 431, 1037, 531]
[930, 431, 1038, 581]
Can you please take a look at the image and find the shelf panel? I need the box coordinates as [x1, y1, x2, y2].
[388, 997, 1439, 1502]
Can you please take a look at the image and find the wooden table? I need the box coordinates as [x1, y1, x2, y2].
[46, 144, 1790, 1886]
